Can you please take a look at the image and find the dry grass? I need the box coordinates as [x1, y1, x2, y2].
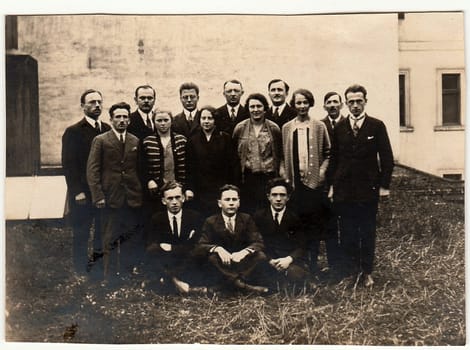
[4, 165, 465, 345]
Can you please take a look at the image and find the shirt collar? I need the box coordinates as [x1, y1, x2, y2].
[222, 212, 236, 223]
[167, 210, 183, 221]
[85, 115, 101, 128]
[183, 109, 198, 120]
[111, 128, 126, 140]
[272, 103, 287, 115]
[227, 104, 240, 114]
[270, 206, 286, 219]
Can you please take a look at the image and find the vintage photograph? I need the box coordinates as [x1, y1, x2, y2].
[3, 7, 466, 347]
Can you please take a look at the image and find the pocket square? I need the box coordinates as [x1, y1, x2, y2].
[367, 136, 375, 140]
[188, 229, 195, 240]
[131, 146, 138, 151]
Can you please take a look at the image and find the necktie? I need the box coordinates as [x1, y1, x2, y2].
[352, 116, 364, 137]
[332, 120, 336, 129]
[273, 107, 279, 119]
[230, 107, 236, 120]
[226, 218, 234, 234]
[146, 114, 152, 130]
[173, 216, 178, 237]
[94, 121, 100, 133]
[119, 133, 125, 154]
[274, 212, 280, 225]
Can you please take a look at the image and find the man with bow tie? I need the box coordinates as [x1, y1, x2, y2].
[253, 178, 310, 289]
[327, 84, 394, 287]
[146, 181, 204, 294]
[87, 102, 143, 280]
[62, 89, 111, 275]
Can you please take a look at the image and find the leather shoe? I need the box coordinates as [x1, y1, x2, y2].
[233, 278, 269, 293]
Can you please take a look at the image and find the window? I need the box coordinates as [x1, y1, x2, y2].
[442, 74, 461, 125]
[399, 70, 412, 131]
[435, 69, 465, 131]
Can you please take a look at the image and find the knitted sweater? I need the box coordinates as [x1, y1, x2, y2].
[142, 132, 187, 187]
[282, 117, 331, 190]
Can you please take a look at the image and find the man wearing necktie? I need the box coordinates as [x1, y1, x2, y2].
[196, 184, 268, 293]
[87, 102, 142, 280]
[128, 85, 156, 141]
[320, 92, 346, 273]
[62, 89, 111, 276]
[172, 82, 201, 138]
[214, 79, 249, 135]
[146, 181, 204, 294]
[327, 84, 394, 287]
[253, 178, 310, 289]
[266, 79, 297, 129]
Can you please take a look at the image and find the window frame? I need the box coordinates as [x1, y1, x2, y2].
[399, 69, 413, 132]
[435, 68, 465, 131]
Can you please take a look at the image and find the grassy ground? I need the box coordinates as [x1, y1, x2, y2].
[4, 165, 465, 345]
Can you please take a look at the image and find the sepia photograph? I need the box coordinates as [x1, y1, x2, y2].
[2, 1, 467, 348]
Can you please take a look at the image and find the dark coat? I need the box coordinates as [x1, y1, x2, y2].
[62, 117, 110, 199]
[172, 110, 201, 138]
[215, 104, 250, 136]
[197, 212, 264, 255]
[327, 114, 394, 203]
[86, 130, 142, 208]
[127, 110, 154, 141]
[321, 115, 345, 141]
[265, 104, 297, 129]
[253, 208, 306, 262]
[147, 209, 203, 255]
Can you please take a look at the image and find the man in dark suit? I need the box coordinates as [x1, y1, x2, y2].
[171, 82, 201, 138]
[266, 79, 298, 129]
[62, 89, 111, 275]
[327, 84, 394, 287]
[253, 178, 310, 289]
[146, 181, 205, 294]
[196, 184, 268, 293]
[87, 102, 143, 279]
[127, 85, 156, 141]
[214, 79, 249, 135]
[319, 91, 346, 272]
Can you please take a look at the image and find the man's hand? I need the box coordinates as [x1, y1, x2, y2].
[185, 190, 194, 201]
[379, 187, 390, 197]
[231, 249, 250, 263]
[214, 246, 232, 265]
[328, 186, 334, 202]
[75, 192, 87, 205]
[269, 256, 293, 271]
[160, 243, 172, 252]
[95, 199, 105, 209]
[148, 180, 158, 195]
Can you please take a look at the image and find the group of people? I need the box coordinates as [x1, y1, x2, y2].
[62, 79, 394, 294]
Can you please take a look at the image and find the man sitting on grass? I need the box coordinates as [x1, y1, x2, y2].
[146, 181, 205, 294]
[253, 178, 311, 290]
[196, 184, 269, 293]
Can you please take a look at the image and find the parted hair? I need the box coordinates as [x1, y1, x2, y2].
[134, 85, 156, 98]
[219, 184, 241, 198]
[323, 91, 342, 104]
[80, 89, 102, 105]
[268, 79, 290, 94]
[344, 84, 367, 100]
[245, 93, 270, 112]
[179, 82, 200, 96]
[109, 102, 131, 117]
[265, 177, 293, 195]
[160, 180, 184, 197]
[290, 88, 315, 107]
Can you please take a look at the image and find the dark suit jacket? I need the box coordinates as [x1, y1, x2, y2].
[147, 209, 202, 255]
[172, 110, 201, 138]
[62, 118, 111, 199]
[127, 110, 154, 141]
[266, 104, 297, 129]
[215, 104, 250, 136]
[321, 115, 345, 141]
[87, 130, 143, 208]
[253, 208, 306, 262]
[197, 212, 264, 255]
[327, 114, 394, 203]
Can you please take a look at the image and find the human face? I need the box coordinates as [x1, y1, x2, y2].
[162, 187, 185, 214]
[267, 185, 289, 212]
[323, 94, 343, 119]
[82, 92, 102, 119]
[248, 99, 266, 123]
[346, 92, 367, 117]
[154, 112, 171, 135]
[135, 87, 155, 114]
[200, 109, 216, 133]
[110, 108, 129, 133]
[223, 82, 243, 107]
[293, 93, 310, 120]
[180, 88, 199, 112]
[268, 81, 287, 106]
[218, 189, 240, 217]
